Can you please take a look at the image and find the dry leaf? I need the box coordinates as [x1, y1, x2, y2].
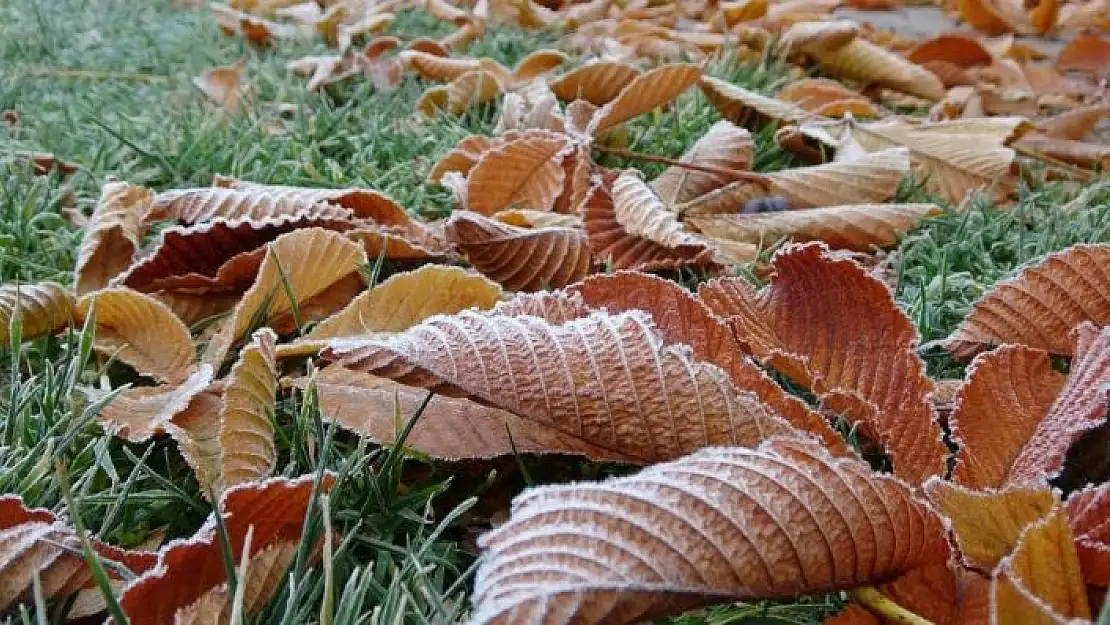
[194, 64, 245, 112]
[906, 32, 994, 66]
[1066, 482, 1110, 586]
[548, 61, 641, 105]
[698, 243, 947, 484]
[1057, 31, 1110, 77]
[1016, 134, 1110, 170]
[687, 203, 940, 252]
[583, 176, 721, 271]
[445, 211, 591, 290]
[77, 288, 198, 384]
[400, 50, 484, 81]
[945, 244, 1110, 358]
[416, 69, 502, 116]
[489, 289, 592, 324]
[470, 437, 949, 625]
[954, 324, 1110, 488]
[957, 0, 1019, 35]
[203, 228, 367, 367]
[215, 328, 278, 493]
[1037, 104, 1110, 140]
[75, 182, 153, 296]
[88, 365, 215, 442]
[117, 474, 334, 625]
[0, 497, 156, 614]
[568, 271, 845, 450]
[0, 282, 75, 345]
[465, 131, 572, 214]
[494, 208, 582, 228]
[868, 564, 992, 625]
[512, 49, 568, 81]
[150, 183, 405, 224]
[652, 120, 754, 205]
[325, 309, 797, 463]
[587, 63, 702, 135]
[776, 78, 879, 116]
[429, 134, 495, 182]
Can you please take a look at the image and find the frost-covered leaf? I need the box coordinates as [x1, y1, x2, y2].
[548, 61, 641, 105]
[465, 131, 572, 214]
[587, 63, 701, 135]
[699, 76, 820, 131]
[652, 120, 754, 206]
[0, 282, 75, 345]
[88, 365, 215, 442]
[470, 437, 949, 625]
[1066, 481, 1110, 586]
[75, 182, 153, 296]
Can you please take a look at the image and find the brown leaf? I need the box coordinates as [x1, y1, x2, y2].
[400, 49, 483, 81]
[569, 271, 846, 450]
[512, 49, 568, 82]
[194, 64, 245, 112]
[469, 437, 950, 625]
[583, 176, 720, 271]
[150, 182, 406, 224]
[992, 505, 1091, 622]
[416, 69, 502, 116]
[948, 345, 1066, 488]
[680, 147, 910, 214]
[687, 203, 941, 252]
[77, 288, 198, 384]
[612, 172, 718, 248]
[87, 365, 215, 442]
[1037, 104, 1110, 140]
[210, 3, 310, 46]
[776, 78, 879, 116]
[75, 182, 153, 296]
[494, 208, 582, 228]
[325, 309, 798, 463]
[1066, 481, 1110, 586]
[426, 0, 471, 24]
[0, 282, 75, 345]
[906, 34, 994, 67]
[429, 134, 495, 182]
[548, 61, 641, 105]
[203, 228, 367, 367]
[1057, 31, 1110, 77]
[0, 497, 156, 614]
[465, 131, 572, 214]
[587, 63, 702, 135]
[287, 53, 361, 92]
[216, 328, 278, 492]
[445, 211, 591, 291]
[926, 480, 1057, 570]
[871, 564, 992, 625]
[118, 474, 334, 625]
[956, 0, 1019, 35]
[698, 243, 947, 484]
[652, 120, 754, 205]
[945, 244, 1110, 358]
[488, 289, 592, 324]
[1016, 134, 1110, 170]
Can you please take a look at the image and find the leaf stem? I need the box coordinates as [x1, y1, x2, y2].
[591, 144, 770, 186]
[849, 586, 936, 625]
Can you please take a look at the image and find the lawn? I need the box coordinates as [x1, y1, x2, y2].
[3, 0, 1110, 623]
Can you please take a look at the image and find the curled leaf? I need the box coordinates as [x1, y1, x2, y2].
[150, 183, 403, 224]
[587, 63, 702, 135]
[1066, 482, 1110, 586]
[945, 244, 1110, 358]
[700, 76, 819, 131]
[88, 365, 215, 442]
[326, 309, 796, 463]
[0, 282, 75, 345]
[416, 69, 502, 116]
[652, 120, 754, 206]
[445, 211, 591, 291]
[470, 437, 949, 625]
[548, 61, 641, 105]
[75, 182, 153, 296]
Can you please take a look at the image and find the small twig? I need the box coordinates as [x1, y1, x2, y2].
[592, 144, 770, 186]
[850, 586, 936, 625]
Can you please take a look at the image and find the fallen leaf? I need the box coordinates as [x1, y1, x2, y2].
[150, 183, 404, 224]
[548, 60, 641, 105]
[687, 203, 940, 251]
[511, 49, 568, 81]
[469, 437, 949, 624]
[945, 244, 1110, 358]
[445, 211, 591, 290]
[1037, 104, 1110, 140]
[1066, 481, 1110, 585]
[488, 289, 592, 324]
[0, 497, 156, 614]
[117, 474, 334, 625]
[416, 69, 502, 116]
[400, 50, 485, 81]
[776, 77, 878, 115]
[465, 131, 572, 214]
[210, 3, 310, 46]
[429, 134, 495, 183]
[652, 120, 754, 205]
[581, 177, 719, 273]
[587, 63, 702, 135]
[426, 0, 470, 24]
[87, 365, 215, 442]
[1016, 134, 1110, 170]
[956, 0, 1018, 35]
[75, 182, 153, 296]
[203, 228, 367, 367]
[493, 208, 582, 228]
[1030, 0, 1058, 34]
[77, 288, 198, 384]
[1057, 31, 1110, 77]
[325, 309, 797, 463]
[194, 64, 245, 112]
[568, 271, 845, 450]
[698, 243, 947, 484]
[869, 564, 992, 625]
[216, 329, 278, 493]
[0, 282, 75, 345]
[287, 53, 360, 91]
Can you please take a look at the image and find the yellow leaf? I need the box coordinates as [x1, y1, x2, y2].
[217, 328, 278, 492]
[0, 282, 75, 345]
[75, 182, 153, 296]
[78, 288, 197, 384]
[202, 228, 366, 367]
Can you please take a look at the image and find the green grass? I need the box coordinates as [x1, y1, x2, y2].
[3, 0, 1110, 623]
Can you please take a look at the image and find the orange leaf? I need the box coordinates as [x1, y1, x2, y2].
[584, 174, 721, 271]
[445, 211, 591, 291]
[957, 0, 1018, 35]
[699, 76, 819, 131]
[548, 61, 642, 105]
[86, 365, 215, 442]
[75, 182, 153, 296]
[905, 34, 994, 67]
[1066, 482, 1110, 586]
[992, 505, 1091, 622]
[416, 69, 502, 116]
[945, 244, 1110, 358]
[400, 49, 482, 81]
[698, 243, 947, 484]
[511, 49, 568, 82]
[77, 288, 198, 384]
[193, 64, 245, 112]
[569, 271, 846, 450]
[469, 437, 950, 624]
[425, 0, 471, 24]
[687, 203, 940, 252]
[872, 564, 992, 625]
[652, 120, 754, 205]
[0, 282, 75, 345]
[118, 474, 334, 625]
[325, 309, 797, 463]
[429, 134, 495, 182]
[0, 497, 156, 614]
[1057, 31, 1110, 77]
[465, 131, 571, 214]
[1030, 0, 1058, 34]
[587, 63, 702, 135]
